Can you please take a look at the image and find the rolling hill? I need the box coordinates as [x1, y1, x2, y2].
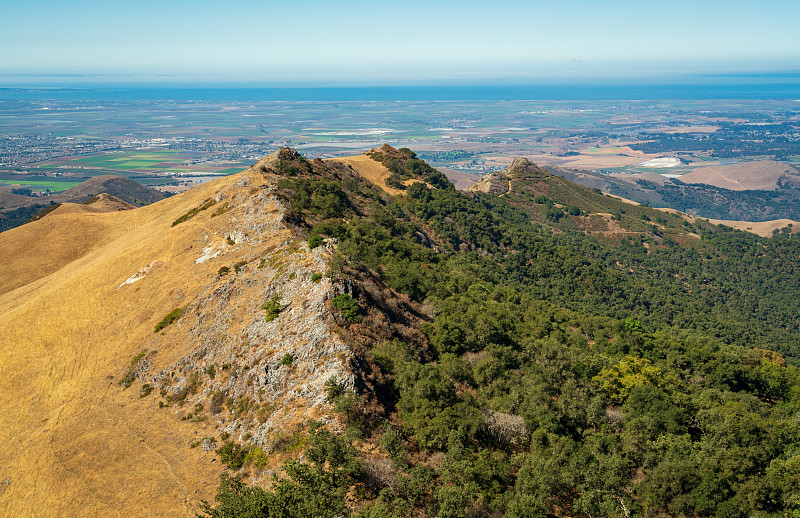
[677, 160, 800, 191]
[549, 164, 800, 222]
[0, 175, 169, 232]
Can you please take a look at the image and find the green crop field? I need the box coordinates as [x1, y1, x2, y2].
[74, 154, 180, 169]
[0, 179, 82, 191]
[215, 166, 251, 175]
[587, 147, 626, 153]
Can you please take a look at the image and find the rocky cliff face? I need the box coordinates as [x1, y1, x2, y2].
[120, 156, 364, 447]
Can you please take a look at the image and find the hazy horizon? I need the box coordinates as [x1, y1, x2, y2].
[4, 0, 800, 87]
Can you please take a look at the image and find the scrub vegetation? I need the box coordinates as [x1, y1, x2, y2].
[199, 148, 800, 517]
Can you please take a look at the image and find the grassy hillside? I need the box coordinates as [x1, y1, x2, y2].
[0, 154, 373, 516]
[551, 165, 800, 222]
[0, 176, 230, 516]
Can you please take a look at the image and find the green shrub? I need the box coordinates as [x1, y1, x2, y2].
[385, 174, 406, 189]
[200, 424, 359, 518]
[217, 441, 271, 470]
[218, 266, 230, 276]
[380, 426, 406, 465]
[312, 273, 323, 283]
[120, 349, 148, 389]
[624, 317, 643, 332]
[309, 235, 324, 249]
[276, 161, 299, 176]
[172, 198, 216, 226]
[244, 447, 269, 469]
[281, 353, 294, 366]
[324, 376, 361, 429]
[217, 440, 249, 469]
[154, 307, 182, 333]
[332, 294, 361, 323]
[227, 395, 254, 417]
[262, 294, 285, 322]
[326, 376, 347, 399]
[211, 202, 233, 217]
[139, 383, 153, 398]
[278, 177, 350, 218]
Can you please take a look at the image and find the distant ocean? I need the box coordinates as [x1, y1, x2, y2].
[1, 78, 800, 102]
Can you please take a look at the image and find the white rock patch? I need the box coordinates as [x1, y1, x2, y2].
[196, 244, 222, 264]
[117, 262, 158, 289]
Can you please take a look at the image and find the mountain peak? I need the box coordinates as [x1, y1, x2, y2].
[470, 157, 550, 195]
[374, 143, 396, 153]
[275, 146, 304, 162]
[506, 157, 549, 178]
[257, 146, 306, 169]
[470, 168, 511, 195]
[510, 157, 533, 168]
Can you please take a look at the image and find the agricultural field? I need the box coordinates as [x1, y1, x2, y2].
[0, 148, 252, 193]
[0, 178, 82, 191]
[2, 95, 800, 194]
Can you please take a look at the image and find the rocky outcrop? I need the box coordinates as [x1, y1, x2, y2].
[129, 165, 361, 446]
[470, 169, 511, 195]
[470, 157, 550, 195]
[506, 157, 547, 178]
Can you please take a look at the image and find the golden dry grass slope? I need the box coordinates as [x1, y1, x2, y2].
[679, 160, 800, 190]
[704, 218, 799, 237]
[0, 153, 361, 517]
[330, 153, 404, 195]
[657, 207, 799, 237]
[331, 145, 434, 195]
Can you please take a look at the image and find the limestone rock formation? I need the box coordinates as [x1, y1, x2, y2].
[470, 157, 549, 195]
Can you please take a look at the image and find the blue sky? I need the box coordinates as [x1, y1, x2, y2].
[2, 0, 799, 85]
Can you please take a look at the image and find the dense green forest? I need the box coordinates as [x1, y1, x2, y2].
[0, 203, 49, 232]
[201, 148, 800, 517]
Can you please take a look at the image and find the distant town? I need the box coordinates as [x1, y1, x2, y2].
[1, 98, 799, 196]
